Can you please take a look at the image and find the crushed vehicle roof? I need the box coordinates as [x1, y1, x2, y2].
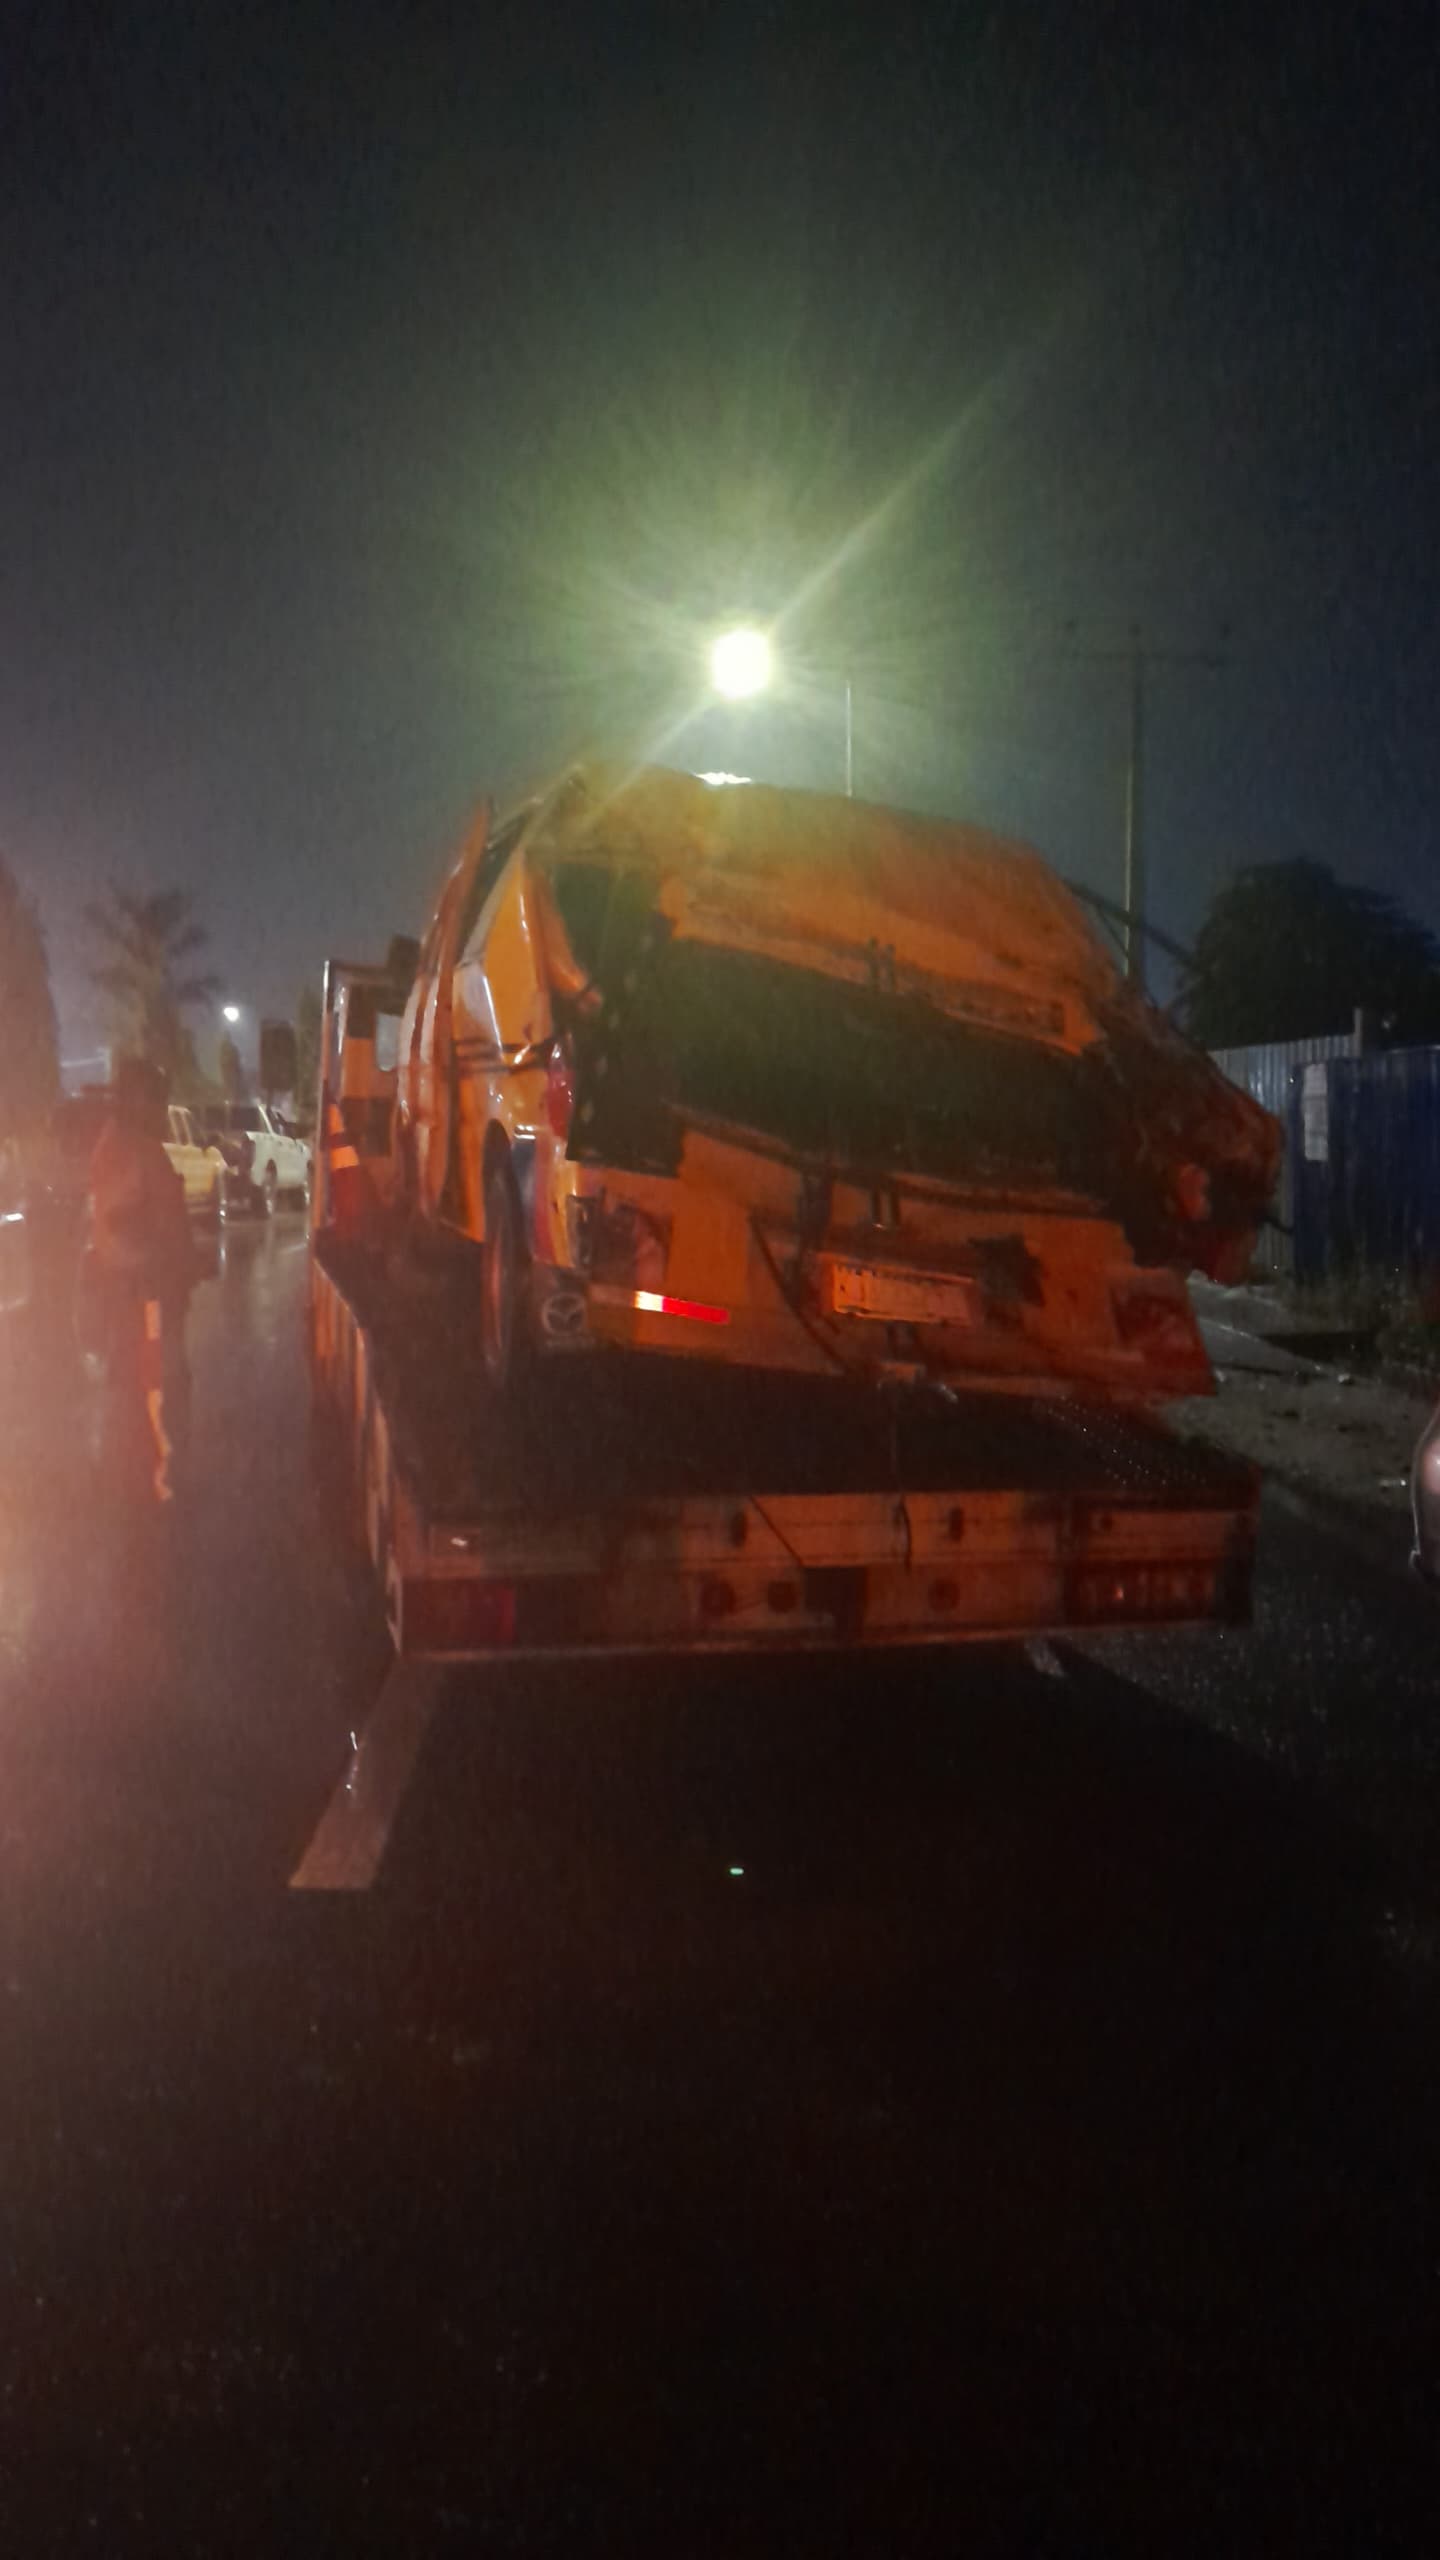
[526, 764, 1120, 1039]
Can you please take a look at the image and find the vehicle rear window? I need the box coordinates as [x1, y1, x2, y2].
[659, 944, 1100, 1190]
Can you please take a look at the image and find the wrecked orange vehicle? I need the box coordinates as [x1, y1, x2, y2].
[392, 764, 1279, 1401]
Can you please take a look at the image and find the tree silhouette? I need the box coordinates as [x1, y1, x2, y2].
[0, 857, 60, 1138]
[1181, 860, 1440, 1049]
[87, 888, 220, 1083]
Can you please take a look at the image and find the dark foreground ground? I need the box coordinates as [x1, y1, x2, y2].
[0, 1223, 1437, 2553]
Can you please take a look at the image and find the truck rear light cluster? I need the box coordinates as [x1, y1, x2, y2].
[1066, 1561, 1219, 1625]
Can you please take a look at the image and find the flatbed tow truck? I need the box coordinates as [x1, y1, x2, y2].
[293, 950, 1258, 1889]
[307, 959, 1258, 1671]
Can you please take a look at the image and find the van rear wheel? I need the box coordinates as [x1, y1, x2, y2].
[481, 1159, 532, 1396]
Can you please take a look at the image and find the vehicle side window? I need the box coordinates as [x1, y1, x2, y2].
[454, 820, 523, 961]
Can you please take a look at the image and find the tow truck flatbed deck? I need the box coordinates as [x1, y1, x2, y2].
[311, 1235, 1257, 1660]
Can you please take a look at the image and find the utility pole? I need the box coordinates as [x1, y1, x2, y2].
[1124, 631, 1144, 987]
[1063, 623, 1227, 993]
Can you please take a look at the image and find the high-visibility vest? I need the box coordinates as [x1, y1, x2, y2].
[322, 1099, 369, 1238]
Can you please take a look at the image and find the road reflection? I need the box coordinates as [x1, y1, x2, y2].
[0, 1216, 384, 1895]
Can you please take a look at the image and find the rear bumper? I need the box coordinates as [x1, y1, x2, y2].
[560, 1275, 1209, 1402]
[399, 1491, 1257, 1659]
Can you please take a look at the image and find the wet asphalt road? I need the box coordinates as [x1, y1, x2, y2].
[1, 1222, 1438, 2553]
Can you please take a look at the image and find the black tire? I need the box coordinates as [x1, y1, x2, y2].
[481, 1156, 532, 1395]
[261, 1162, 279, 1219]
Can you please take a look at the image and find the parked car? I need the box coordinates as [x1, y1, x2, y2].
[164, 1104, 226, 1219]
[200, 1101, 311, 1215]
[392, 763, 1279, 1397]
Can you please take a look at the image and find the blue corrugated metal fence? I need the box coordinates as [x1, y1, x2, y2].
[1210, 1034, 1357, 1277]
[1291, 1047, 1440, 1284]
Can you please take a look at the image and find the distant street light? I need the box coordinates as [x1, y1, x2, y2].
[222, 1004, 241, 1025]
[709, 625, 772, 701]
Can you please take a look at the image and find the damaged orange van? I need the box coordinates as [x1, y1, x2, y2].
[392, 765, 1278, 1402]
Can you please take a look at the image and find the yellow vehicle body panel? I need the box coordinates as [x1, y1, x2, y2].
[392, 765, 1280, 1402]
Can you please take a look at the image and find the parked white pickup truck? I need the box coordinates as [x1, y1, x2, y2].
[201, 1101, 312, 1216]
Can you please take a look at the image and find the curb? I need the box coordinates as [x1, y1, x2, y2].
[1258, 1471, 1418, 1586]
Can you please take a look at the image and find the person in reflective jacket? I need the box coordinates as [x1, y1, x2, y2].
[89, 1059, 200, 1502]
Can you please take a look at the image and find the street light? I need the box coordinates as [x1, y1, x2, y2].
[706, 624, 854, 796]
[707, 619, 850, 788]
[222, 1004, 241, 1026]
[709, 625, 772, 701]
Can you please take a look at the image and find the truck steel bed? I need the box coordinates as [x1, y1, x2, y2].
[311, 1235, 1257, 1659]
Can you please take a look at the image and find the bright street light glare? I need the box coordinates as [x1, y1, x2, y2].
[709, 626, 772, 700]
[222, 1004, 241, 1024]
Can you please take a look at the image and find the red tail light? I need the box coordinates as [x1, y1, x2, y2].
[589, 1284, 731, 1327]
[633, 1291, 731, 1326]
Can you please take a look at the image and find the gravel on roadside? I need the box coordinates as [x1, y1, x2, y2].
[1171, 1364, 1433, 1528]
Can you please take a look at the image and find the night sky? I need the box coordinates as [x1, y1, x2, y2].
[4, 0, 1436, 1062]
